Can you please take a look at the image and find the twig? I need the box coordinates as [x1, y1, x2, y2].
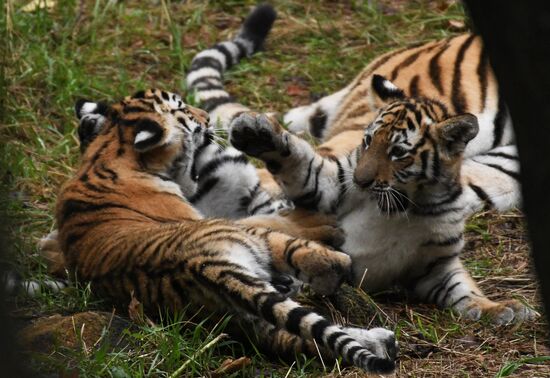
[357, 267, 368, 289]
[283, 361, 295, 378]
[168, 333, 227, 378]
[313, 338, 326, 371]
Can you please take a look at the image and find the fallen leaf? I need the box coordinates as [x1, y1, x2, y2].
[286, 84, 309, 97]
[128, 292, 145, 325]
[211, 356, 251, 377]
[448, 19, 465, 30]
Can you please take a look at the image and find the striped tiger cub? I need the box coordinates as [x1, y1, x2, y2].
[187, 5, 537, 324]
[53, 87, 398, 373]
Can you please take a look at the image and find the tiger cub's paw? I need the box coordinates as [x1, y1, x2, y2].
[271, 274, 303, 297]
[295, 245, 352, 296]
[230, 112, 289, 159]
[343, 327, 398, 373]
[343, 327, 398, 361]
[463, 299, 539, 325]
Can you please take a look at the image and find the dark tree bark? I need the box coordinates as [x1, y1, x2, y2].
[464, 1, 550, 330]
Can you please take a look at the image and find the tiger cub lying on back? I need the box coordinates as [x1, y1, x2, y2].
[54, 87, 397, 373]
[186, 5, 537, 325]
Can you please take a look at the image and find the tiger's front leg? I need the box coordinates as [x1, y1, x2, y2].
[230, 112, 341, 213]
[241, 226, 352, 296]
[412, 256, 538, 325]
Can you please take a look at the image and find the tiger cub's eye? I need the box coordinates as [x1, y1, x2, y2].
[363, 134, 372, 149]
[390, 146, 408, 159]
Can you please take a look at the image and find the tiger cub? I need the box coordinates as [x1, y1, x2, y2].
[54, 87, 397, 373]
[187, 5, 536, 324]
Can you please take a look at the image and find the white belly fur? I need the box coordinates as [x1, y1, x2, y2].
[339, 201, 428, 292]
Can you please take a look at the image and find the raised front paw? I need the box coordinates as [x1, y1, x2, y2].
[230, 112, 289, 158]
[461, 298, 539, 325]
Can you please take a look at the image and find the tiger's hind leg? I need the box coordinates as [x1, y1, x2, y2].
[283, 87, 350, 140]
[412, 256, 538, 325]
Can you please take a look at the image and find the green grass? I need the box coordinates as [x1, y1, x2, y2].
[2, 0, 549, 377]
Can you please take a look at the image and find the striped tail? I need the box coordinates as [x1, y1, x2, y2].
[185, 4, 277, 129]
[253, 289, 396, 373]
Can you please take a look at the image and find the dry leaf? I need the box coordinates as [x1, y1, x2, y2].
[128, 292, 145, 325]
[448, 19, 465, 30]
[211, 356, 251, 377]
[286, 84, 309, 97]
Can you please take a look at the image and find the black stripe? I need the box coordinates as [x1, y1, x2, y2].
[188, 75, 221, 88]
[432, 144, 440, 178]
[409, 75, 420, 97]
[197, 154, 249, 180]
[429, 40, 451, 95]
[420, 150, 429, 178]
[284, 239, 301, 267]
[469, 183, 495, 209]
[189, 177, 219, 203]
[217, 270, 265, 288]
[310, 319, 331, 343]
[413, 186, 463, 215]
[199, 96, 233, 112]
[413, 206, 463, 217]
[82, 181, 112, 194]
[492, 97, 508, 148]
[390, 45, 434, 81]
[194, 83, 224, 91]
[310, 107, 328, 138]
[100, 163, 118, 182]
[484, 151, 518, 160]
[190, 56, 223, 72]
[286, 307, 313, 335]
[335, 159, 346, 207]
[410, 253, 459, 289]
[248, 198, 271, 215]
[345, 345, 364, 363]
[451, 35, 477, 114]
[476, 47, 490, 111]
[425, 268, 462, 302]
[302, 157, 315, 189]
[326, 331, 346, 350]
[438, 281, 462, 306]
[214, 43, 234, 68]
[450, 295, 469, 308]
[233, 39, 248, 60]
[484, 163, 520, 180]
[336, 337, 356, 356]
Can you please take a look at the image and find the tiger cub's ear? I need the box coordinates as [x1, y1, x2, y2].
[74, 99, 109, 153]
[371, 74, 406, 102]
[133, 119, 165, 152]
[437, 113, 479, 156]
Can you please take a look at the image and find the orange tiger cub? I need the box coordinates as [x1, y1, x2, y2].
[53, 88, 397, 373]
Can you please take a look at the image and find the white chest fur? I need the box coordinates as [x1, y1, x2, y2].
[339, 196, 466, 292]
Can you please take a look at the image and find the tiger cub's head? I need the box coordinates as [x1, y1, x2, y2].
[74, 89, 210, 185]
[353, 75, 479, 214]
